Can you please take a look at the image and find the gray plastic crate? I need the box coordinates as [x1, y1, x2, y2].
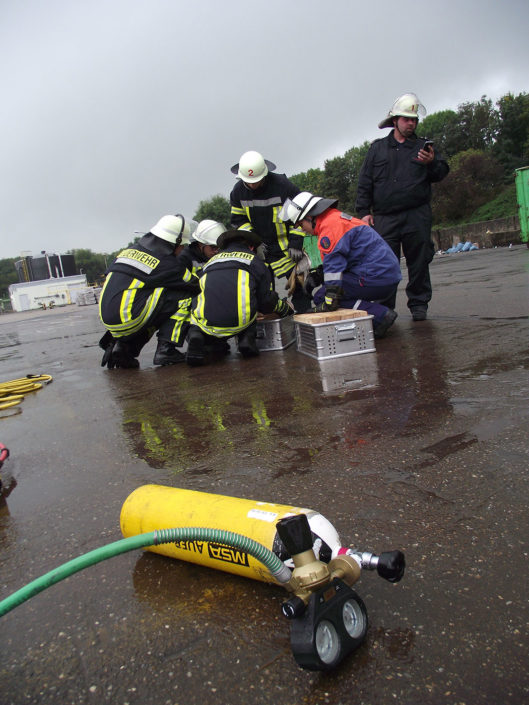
[255, 316, 296, 351]
[294, 313, 375, 359]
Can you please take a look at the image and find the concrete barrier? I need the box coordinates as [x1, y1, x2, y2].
[433, 214, 521, 250]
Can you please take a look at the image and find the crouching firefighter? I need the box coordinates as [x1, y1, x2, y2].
[186, 229, 293, 366]
[98, 214, 201, 369]
[178, 219, 226, 278]
[279, 192, 403, 339]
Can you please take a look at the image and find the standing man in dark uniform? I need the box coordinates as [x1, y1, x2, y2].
[356, 93, 449, 321]
[229, 150, 312, 313]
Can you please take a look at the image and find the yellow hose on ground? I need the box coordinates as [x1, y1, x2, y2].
[0, 375, 52, 410]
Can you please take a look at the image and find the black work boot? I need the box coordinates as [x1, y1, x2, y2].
[237, 326, 259, 358]
[186, 326, 206, 367]
[153, 339, 185, 366]
[207, 338, 231, 356]
[410, 307, 427, 321]
[374, 309, 398, 339]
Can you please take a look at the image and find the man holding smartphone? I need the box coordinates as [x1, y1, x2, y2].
[356, 93, 449, 321]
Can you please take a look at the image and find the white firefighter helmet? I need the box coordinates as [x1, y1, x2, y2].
[150, 214, 197, 245]
[279, 192, 338, 226]
[378, 93, 427, 129]
[193, 219, 226, 246]
[230, 150, 276, 183]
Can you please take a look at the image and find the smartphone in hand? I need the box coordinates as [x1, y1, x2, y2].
[413, 139, 433, 162]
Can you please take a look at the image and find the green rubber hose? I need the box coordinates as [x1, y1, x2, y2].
[0, 527, 291, 618]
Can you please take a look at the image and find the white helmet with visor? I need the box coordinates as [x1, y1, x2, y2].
[279, 192, 338, 226]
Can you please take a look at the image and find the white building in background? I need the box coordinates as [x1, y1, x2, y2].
[8, 274, 88, 312]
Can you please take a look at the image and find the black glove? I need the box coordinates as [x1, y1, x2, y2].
[274, 297, 295, 318]
[256, 243, 268, 261]
[99, 332, 116, 368]
[99, 331, 114, 351]
[321, 285, 343, 312]
[288, 247, 303, 264]
[303, 266, 323, 296]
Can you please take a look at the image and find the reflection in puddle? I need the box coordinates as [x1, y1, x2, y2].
[317, 354, 379, 395]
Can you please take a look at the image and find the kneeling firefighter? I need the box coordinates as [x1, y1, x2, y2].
[98, 214, 201, 368]
[279, 192, 403, 339]
[186, 229, 293, 366]
[178, 219, 226, 277]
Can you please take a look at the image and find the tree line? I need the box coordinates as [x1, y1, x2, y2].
[1, 92, 527, 298]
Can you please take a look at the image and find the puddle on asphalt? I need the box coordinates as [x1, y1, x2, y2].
[421, 432, 478, 460]
[0, 332, 22, 362]
[0, 332, 20, 348]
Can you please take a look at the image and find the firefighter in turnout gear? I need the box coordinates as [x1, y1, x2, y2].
[229, 150, 312, 313]
[98, 214, 201, 368]
[186, 229, 293, 366]
[178, 219, 226, 278]
[167, 219, 227, 359]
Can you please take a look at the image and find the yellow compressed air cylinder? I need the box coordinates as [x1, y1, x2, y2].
[120, 484, 341, 583]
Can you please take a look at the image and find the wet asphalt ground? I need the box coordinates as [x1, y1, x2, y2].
[0, 245, 528, 705]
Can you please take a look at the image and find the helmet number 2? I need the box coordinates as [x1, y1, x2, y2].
[248, 169, 254, 176]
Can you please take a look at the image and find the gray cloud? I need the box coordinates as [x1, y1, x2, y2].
[1, 0, 528, 258]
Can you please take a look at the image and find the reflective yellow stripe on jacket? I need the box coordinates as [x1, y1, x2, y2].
[237, 269, 251, 327]
[190, 269, 256, 337]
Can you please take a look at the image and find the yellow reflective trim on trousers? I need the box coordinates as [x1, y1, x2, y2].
[189, 313, 257, 337]
[167, 298, 192, 344]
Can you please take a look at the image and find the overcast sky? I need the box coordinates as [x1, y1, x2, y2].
[1, 0, 528, 259]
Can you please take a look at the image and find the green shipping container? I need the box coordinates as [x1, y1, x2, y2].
[515, 166, 529, 243]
